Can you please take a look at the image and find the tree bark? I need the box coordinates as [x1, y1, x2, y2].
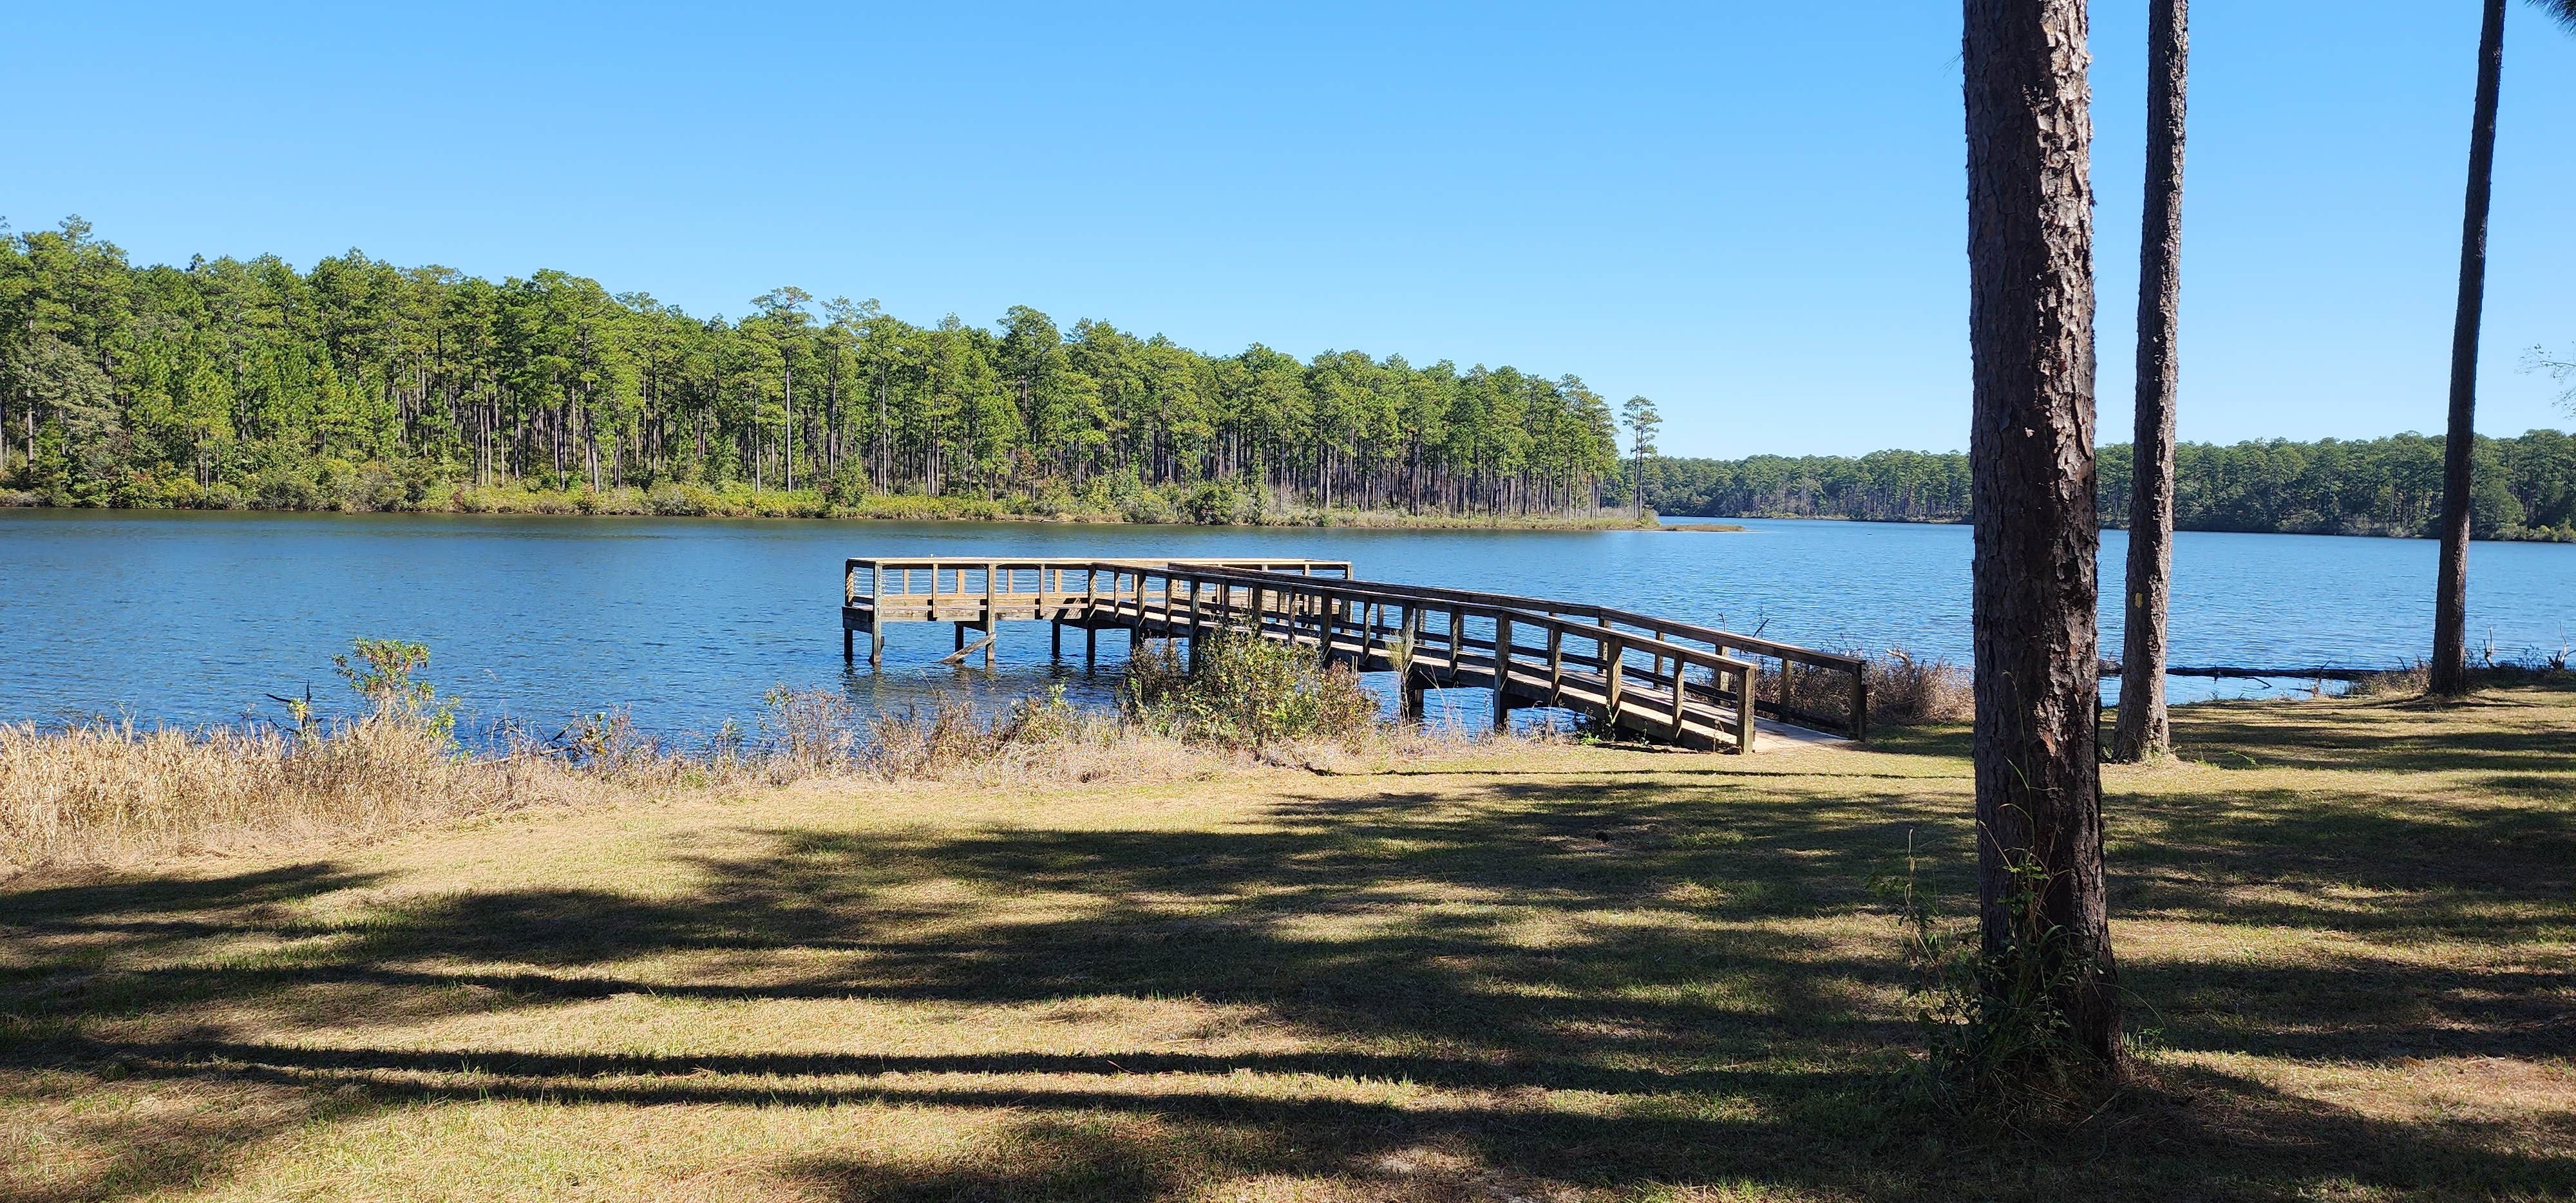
[1962, 0, 2121, 1068]
[2432, 0, 2506, 696]
[2113, 0, 2188, 762]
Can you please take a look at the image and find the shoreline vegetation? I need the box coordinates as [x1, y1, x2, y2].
[6, 218, 2566, 542]
[0, 477, 1666, 529]
[1640, 431, 2576, 543]
[2, 636, 1964, 874]
[32, 632, 2569, 879]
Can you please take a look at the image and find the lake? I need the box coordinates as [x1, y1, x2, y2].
[3, 509, 2570, 739]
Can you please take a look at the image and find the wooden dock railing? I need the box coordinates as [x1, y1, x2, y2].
[840, 555, 1868, 752]
[1101, 563, 1766, 752]
[1282, 576, 1872, 740]
[843, 556, 1350, 667]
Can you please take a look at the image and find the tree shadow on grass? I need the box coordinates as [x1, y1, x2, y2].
[6, 697, 2575, 1199]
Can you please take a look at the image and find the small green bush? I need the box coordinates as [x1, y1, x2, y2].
[1124, 632, 1379, 752]
[648, 482, 714, 516]
[252, 467, 322, 511]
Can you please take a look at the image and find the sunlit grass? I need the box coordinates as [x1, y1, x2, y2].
[2, 680, 2571, 1200]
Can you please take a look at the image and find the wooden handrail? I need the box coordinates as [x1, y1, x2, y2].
[1108, 562, 1762, 751]
[847, 556, 1350, 602]
[1130, 564, 1868, 740]
[1134, 565, 1761, 677]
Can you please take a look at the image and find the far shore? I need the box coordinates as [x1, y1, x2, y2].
[1661, 510, 2575, 544]
[0, 488, 1663, 532]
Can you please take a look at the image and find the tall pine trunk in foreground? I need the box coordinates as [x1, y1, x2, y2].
[2113, 0, 2189, 762]
[2431, 0, 2506, 696]
[1962, 0, 2121, 1068]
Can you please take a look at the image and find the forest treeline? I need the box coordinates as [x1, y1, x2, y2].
[10, 218, 2571, 539]
[0, 218, 1625, 522]
[1630, 431, 2576, 542]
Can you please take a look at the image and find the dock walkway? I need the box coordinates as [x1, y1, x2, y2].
[842, 556, 1865, 753]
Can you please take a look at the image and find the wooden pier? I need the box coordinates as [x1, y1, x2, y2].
[842, 556, 1868, 753]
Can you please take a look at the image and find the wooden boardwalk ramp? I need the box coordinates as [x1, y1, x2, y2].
[843, 556, 1866, 753]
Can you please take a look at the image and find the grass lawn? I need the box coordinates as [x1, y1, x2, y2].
[4, 683, 2571, 1201]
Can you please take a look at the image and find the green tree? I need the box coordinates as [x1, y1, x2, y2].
[2432, 0, 2576, 694]
[1620, 395, 1662, 519]
[2113, 0, 2190, 763]
[1962, 0, 2121, 1077]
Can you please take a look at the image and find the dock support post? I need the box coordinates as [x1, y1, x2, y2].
[1052, 619, 1063, 659]
[1318, 592, 1337, 669]
[1603, 634, 1625, 732]
[869, 565, 884, 668]
[843, 625, 854, 661]
[1396, 605, 1423, 719]
[1446, 607, 1464, 685]
[1086, 625, 1097, 669]
[1737, 665, 1757, 753]
[1492, 613, 1514, 731]
[1186, 578, 1205, 670]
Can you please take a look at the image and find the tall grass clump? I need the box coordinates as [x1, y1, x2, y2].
[1876, 835, 2136, 1128]
[1123, 632, 1378, 753]
[854, 686, 1187, 782]
[0, 638, 616, 871]
[0, 714, 495, 869]
[1756, 647, 1971, 730]
[1868, 648, 1973, 726]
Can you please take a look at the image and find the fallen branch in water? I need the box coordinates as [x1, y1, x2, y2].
[2099, 663, 2379, 681]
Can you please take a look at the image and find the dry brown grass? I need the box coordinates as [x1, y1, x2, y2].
[0, 687, 1529, 875]
[0, 716, 619, 871]
[1757, 647, 1973, 730]
[1864, 649, 1974, 725]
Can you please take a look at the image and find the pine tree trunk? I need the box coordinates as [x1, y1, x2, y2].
[2432, 0, 2506, 696]
[1962, 0, 2121, 1069]
[2114, 0, 2188, 762]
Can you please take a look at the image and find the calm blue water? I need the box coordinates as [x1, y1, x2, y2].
[2, 509, 2569, 737]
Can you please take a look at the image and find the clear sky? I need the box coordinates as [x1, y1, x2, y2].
[7, 1, 2571, 458]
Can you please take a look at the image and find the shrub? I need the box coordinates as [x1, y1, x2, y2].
[1869, 648, 1973, 726]
[252, 467, 322, 511]
[332, 637, 457, 740]
[332, 461, 409, 511]
[647, 482, 714, 516]
[1124, 633, 1378, 752]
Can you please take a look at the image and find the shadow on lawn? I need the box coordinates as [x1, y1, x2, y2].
[5, 692, 2573, 1200]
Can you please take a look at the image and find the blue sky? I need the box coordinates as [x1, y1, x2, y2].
[7, 1, 2571, 458]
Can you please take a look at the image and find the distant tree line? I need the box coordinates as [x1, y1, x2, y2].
[1627, 430, 2576, 541]
[0, 218, 1622, 518]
